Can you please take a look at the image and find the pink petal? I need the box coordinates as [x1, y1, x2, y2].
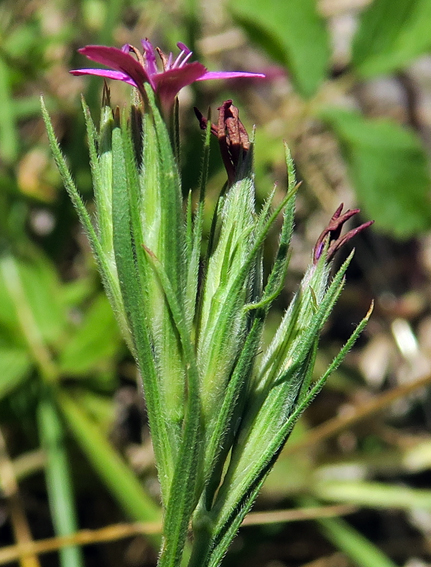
[78, 45, 153, 90]
[152, 62, 207, 110]
[197, 71, 266, 81]
[70, 68, 137, 87]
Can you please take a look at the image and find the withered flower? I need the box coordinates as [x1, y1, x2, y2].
[195, 100, 250, 185]
[314, 204, 374, 264]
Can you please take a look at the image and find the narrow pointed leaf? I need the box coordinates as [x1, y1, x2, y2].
[144, 249, 201, 567]
[41, 97, 130, 343]
[110, 119, 174, 501]
[317, 513, 399, 567]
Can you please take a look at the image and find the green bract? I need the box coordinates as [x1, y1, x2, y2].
[42, 87, 370, 567]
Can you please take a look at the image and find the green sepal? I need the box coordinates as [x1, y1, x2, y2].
[197, 177, 297, 438]
[203, 254, 356, 541]
[244, 145, 297, 313]
[185, 117, 212, 327]
[110, 113, 174, 502]
[81, 96, 115, 258]
[195, 300, 372, 567]
[139, 87, 187, 454]
[142, 247, 201, 567]
[196, 145, 298, 511]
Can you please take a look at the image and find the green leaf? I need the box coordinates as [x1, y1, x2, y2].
[0, 346, 31, 399]
[0, 254, 60, 383]
[74, 390, 115, 431]
[15, 255, 66, 346]
[58, 293, 121, 376]
[60, 277, 95, 309]
[352, 0, 431, 77]
[0, 252, 65, 346]
[317, 512, 398, 567]
[231, 0, 330, 97]
[320, 108, 431, 238]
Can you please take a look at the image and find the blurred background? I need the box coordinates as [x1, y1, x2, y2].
[1, 0, 431, 566]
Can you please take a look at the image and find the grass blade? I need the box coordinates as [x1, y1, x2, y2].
[37, 392, 84, 567]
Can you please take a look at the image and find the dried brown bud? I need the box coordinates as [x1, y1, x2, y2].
[194, 100, 250, 185]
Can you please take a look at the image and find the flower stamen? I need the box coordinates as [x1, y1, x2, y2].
[141, 39, 158, 76]
[173, 43, 193, 68]
[123, 44, 146, 67]
[156, 46, 169, 71]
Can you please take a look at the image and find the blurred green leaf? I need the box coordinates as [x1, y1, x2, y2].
[320, 108, 431, 238]
[0, 254, 60, 383]
[3, 20, 43, 59]
[317, 514, 398, 567]
[16, 254, 66, 346]
[59, 293, 121, 376]
[13, 96, 52, 119]
[0, 271, 25, 340]
[0, 346, 31, 399]
[0, 252, 65, 344]
[352, 0, 431, 77]
[231, 0, 330, 97]
[73, 389, 115, 431]
[314, 479, 431, 510]
[60, 277, 96, 309]
[96, 0, 125, 46]
[0, 56, 18, 164]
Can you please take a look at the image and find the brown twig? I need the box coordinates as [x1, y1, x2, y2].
[0, 429, 41, 567]
[284, 371, 431, 456]
[0, 505, 356, 565]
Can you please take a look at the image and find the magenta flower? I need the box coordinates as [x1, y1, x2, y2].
[70, 39, 265, 112]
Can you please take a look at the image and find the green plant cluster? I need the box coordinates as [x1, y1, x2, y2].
[1, 2, 431, 567]
[42, 80, 370, 566]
